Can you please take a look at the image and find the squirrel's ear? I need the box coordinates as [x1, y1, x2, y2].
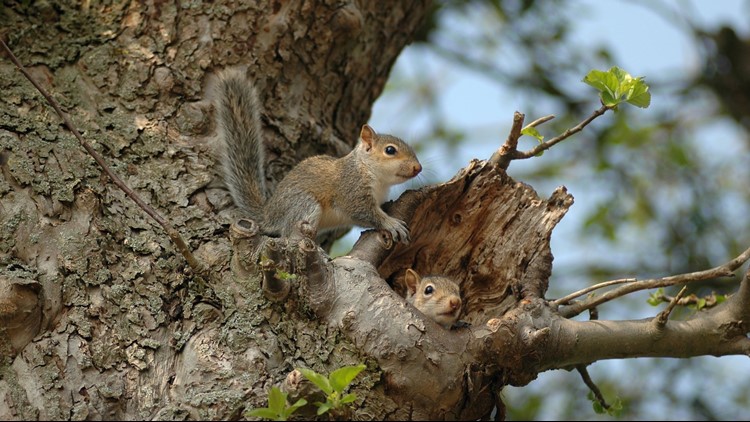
[404, 268, 421, 293]
[360, 124, 376, 151]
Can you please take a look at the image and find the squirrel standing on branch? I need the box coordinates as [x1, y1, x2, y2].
[213, 69, 422, 243]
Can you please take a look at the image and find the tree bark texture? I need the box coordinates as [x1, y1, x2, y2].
[3, 1, 750, 421]
[1, 1, 438, 420]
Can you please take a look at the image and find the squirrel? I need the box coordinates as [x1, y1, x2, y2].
[212, 69, 422, 243]
[404, 268, 463, 329]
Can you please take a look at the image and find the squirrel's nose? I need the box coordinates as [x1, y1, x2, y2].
[412, 163, 422, 176]
[449, 297, 461, 311]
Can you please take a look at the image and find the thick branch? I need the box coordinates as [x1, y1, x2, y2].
[726, 268, 750, 322]
[326, 257, 476, 420]
[540, 292, 750, 371]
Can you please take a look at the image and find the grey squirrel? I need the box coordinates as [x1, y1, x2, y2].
[213, 69, 422, 242]
[404, 269, 463, 329]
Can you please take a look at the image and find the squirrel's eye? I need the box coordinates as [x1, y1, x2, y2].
[384, 145, 397, 155]
[423, 285, 434, 295]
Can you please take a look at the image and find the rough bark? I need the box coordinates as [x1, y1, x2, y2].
[2, 1, 750, 421]
[0, 1, 435, 420]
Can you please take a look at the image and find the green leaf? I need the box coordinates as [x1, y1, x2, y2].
[316, 401, 333, 416]
[283, 399, 308, 417]
[647, 288, 664, 306]
[583, 68, 620, 107]
[582, 69, 614, 96]
[267, 386, 287, 413]
[298, 368, 333, 395]
[339, 393, 358, 404]
[583, 66, 651, 109]
[246, 408, 283, 420]
[607, 396, 624, 417]
[329, 364, 366, 393]
[592, 399, 604, 414]
[696, 297, 707, 310]
[521, 127, 546, 155]
[275, 270, 297, 281]
[625, 78, 651, 108]
[521, 127, 544, 143]
[245, 387, 307, 421]
[715, 294, 727, 304]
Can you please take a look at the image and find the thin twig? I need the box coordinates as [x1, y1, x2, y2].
[576, 364, 610, 410]
[524, 114, 556, 129]
[491, 105, 611, 171]
[1, 39, 205, 274]
[551, 278, 637, 307]
[559, 244, 750, 318]
[577, 300, 610, 409]
[655, 286, 687, 327]
[518, 104, 610, 159]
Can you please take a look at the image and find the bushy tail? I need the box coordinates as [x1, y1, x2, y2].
[213, 69, 267, 220]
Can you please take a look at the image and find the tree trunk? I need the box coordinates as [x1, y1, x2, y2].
[3, 1, 750, 421]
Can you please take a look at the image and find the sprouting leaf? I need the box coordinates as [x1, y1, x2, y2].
[583, 66, 650, 109]
[591, 395, 604, 414]
[592, 401, 604, 414]
[583, 68, 621, 107]
[521, 127, 544, 143]
[299, 367, 333, 395]
[626, 78, 651, 108]
[245, 386, 307, 421]
[285, 398, 308, 417]
[647, 288, 665, 306]
[299, 364, 364, 416]
[608, 396, 624, 417]
[587, 391, 624, 417]
[246, 408, 282, 420]
[521, 127, 546, 156]
[583, 69, 616, 97]
[695, 297, 707, 310]
[275, 270, 297, 281]
[316, 401, 333, 416]
[329, 364, 366, 393]
[340, 393, 358, 405]
[267, 386, 286, 412]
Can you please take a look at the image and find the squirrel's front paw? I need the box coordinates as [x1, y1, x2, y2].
[381, 217, 410, 244]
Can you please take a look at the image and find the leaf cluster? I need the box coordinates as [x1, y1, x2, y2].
[246, 364, 366, 421]
[298, 364, 366, 416]
[583, 66, 651, 109]
[588, 391, 623, 417]
[647, 287, 727, 310]
[245, 387, 307, 421]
